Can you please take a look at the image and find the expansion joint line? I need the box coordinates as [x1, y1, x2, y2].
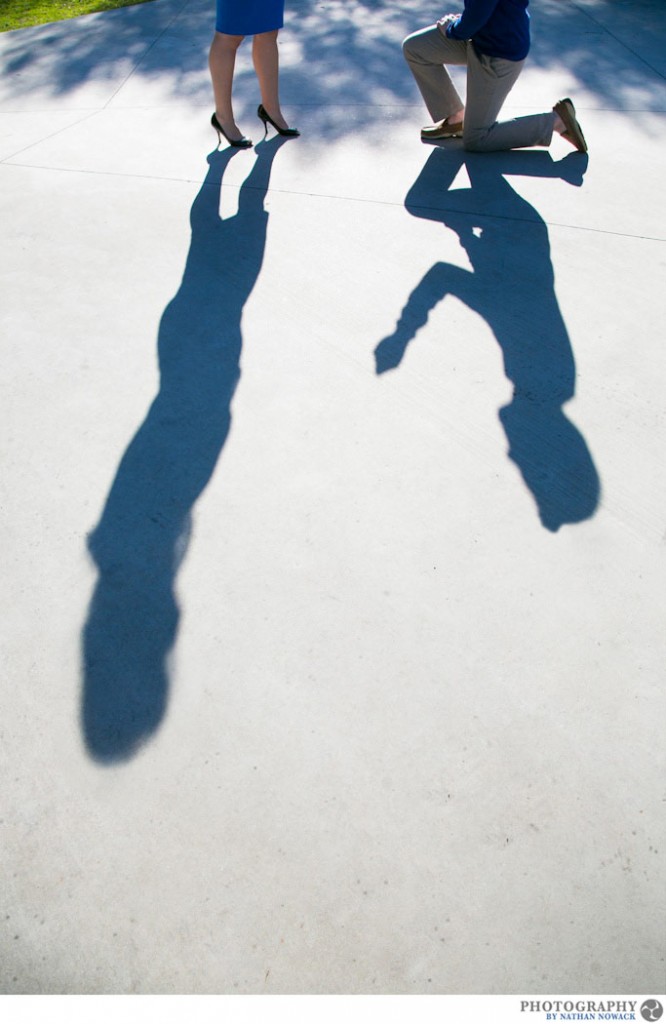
[103, 0, 193, 107]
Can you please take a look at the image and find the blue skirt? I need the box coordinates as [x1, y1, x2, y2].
[215, 0, 284, 35]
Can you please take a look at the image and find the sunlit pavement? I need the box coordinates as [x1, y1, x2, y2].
[1, 0, 665, 994]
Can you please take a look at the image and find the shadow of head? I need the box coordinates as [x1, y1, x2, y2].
[500, 399, 600, 532]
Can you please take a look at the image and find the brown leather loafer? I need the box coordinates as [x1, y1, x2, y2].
[554, 97, 588, 153]
[421, 118, 464, 141]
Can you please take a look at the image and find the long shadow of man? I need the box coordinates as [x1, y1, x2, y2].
[82, 138, 287, 764]
[375, 147, 600, 532]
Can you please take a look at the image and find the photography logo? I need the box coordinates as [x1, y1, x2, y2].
[641, 1002, 663, 1023]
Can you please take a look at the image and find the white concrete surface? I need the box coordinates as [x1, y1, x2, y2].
[1, 0, 665, 996]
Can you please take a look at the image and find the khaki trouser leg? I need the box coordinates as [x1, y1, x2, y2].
[403, 23, 556, 150]
[462, 43, 554, 151]
[402, 23, 467, 123]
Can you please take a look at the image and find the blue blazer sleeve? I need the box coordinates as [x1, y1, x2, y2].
[447, 0, 501, 39]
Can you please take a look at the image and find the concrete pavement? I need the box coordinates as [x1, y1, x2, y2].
[1, 0, 665, 995]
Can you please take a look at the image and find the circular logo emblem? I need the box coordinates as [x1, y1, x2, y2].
[641, 1001, 664, 1022]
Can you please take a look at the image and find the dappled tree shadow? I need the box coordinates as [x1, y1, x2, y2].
[527, 0, 666, 112]
[1, 0, 664, 136]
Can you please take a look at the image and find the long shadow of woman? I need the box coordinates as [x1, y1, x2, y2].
[375, 148, 600, 532]
[82, 138, 287, 764]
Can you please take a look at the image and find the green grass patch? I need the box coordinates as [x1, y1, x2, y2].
[0, 0, 156, 33]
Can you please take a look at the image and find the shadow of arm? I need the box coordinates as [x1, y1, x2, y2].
[374, 262, 469, 373]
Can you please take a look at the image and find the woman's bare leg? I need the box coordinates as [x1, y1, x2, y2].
[209, 32, 247, 141]
[252, 30, 291, 129]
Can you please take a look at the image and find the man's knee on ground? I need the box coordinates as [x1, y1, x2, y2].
[462, 129, 492, 152]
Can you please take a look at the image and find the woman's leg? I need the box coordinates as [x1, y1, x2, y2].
[252, 30, 292, 130]
[209, 32, 247, 141]
[402, 24, 467, 123]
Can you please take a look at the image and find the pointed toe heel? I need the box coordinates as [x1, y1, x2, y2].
[211, 113, 253, 149]
[257, 104, 300, 138]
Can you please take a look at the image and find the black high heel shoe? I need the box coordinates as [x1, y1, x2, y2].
[257, 104, 300, 138]
[211, 113, 253, 149]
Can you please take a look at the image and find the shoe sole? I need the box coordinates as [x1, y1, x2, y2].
[554, 98, 588, 153]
